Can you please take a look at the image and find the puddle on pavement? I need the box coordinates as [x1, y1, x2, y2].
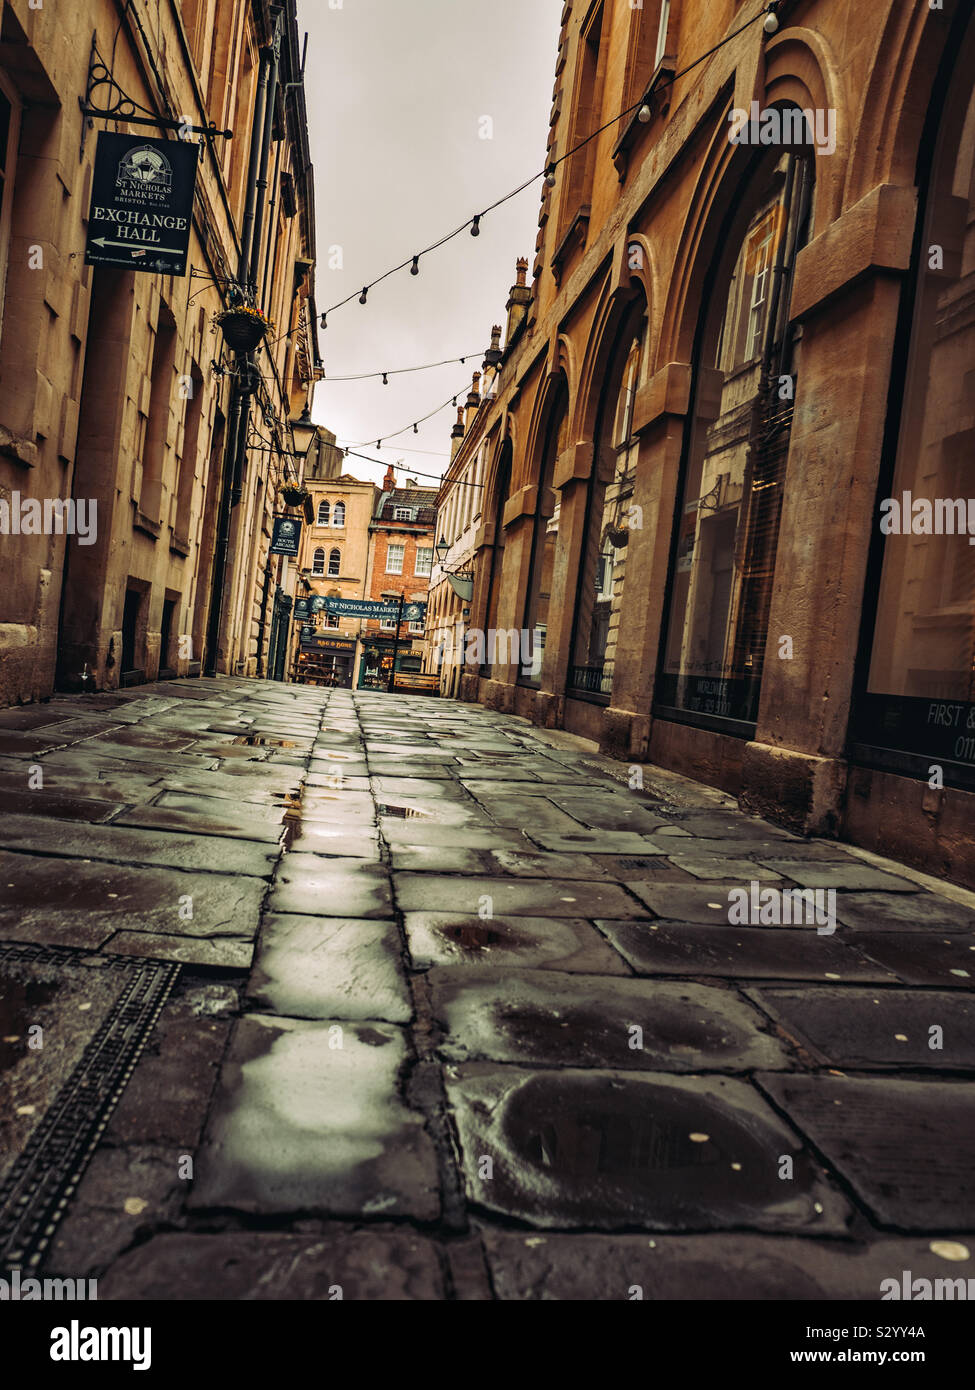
[377, 802, 434, 820]
[280, 791, 304, 850]
[441, 921, 530, 951]
[232, 735, 298, 748]
[480, 1072, 822, 1225]
[504, 1076, 749, 1179]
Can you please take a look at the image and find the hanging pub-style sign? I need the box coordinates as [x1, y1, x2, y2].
[85, 133, 200, 277]
[269, 516, 303, 557]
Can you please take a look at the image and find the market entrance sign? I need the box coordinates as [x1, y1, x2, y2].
[323, 598, 427, 621]
[86, 133, 200, 277]
[325, 597, 397, 619]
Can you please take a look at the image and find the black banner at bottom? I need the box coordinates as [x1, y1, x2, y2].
[6, 1299, 970, 1375]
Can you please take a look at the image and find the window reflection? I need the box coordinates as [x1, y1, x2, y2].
[570, 300, 646, 697]
[522, 383, 569, 683]
[658, 139, 814, 724]
[861, 19, 975, 768]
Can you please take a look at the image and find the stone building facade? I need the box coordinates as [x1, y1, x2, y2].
[456, 0, 975, 887]
[0, 0, 319, 704]
[428, 354, 501, 699]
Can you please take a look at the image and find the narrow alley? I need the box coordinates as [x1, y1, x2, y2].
[1, 678, 973, 1300]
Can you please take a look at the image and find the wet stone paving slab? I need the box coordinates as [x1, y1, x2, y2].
[0, 678, 972, 1298]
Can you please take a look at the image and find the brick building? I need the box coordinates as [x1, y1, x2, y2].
[0, 0, 320, 703]
[361, 466, 436, 690]
[454, 0, 975, 888]
[294, 438, 377, 688]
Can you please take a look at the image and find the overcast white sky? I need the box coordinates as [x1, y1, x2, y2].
[295, 0, 562, 490]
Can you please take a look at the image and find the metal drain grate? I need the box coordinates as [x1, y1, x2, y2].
[0, 943, 180, 1271]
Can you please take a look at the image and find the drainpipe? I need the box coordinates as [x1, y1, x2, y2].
[203, 389, 243, 675]
[250, 8, 284, 293]
[238, 38, 274, 293]
[203, 16, 281, 675]
[255, 469, 277, 678]
[235, 1, 284, 663]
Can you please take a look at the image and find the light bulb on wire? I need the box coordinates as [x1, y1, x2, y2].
[763, 4, 779, 33]
[638, 101, 652, 123]
[411, 256, 420, 275]
[545, 165, 557, 188]
[359, 287, 368, 305]
[470, 214, 481, 237]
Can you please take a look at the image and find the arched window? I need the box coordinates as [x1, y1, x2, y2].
[328, 547, 341, 577]
[569, 297, 647, 697]
[480, 440, 513, 676]
[856, 10, 975, 778]
[312, 547, 325, 575]
[521, 379, 569, 684]
[332, 500, 346, 527]
[317, 499, 330, 526]
[657, 132, 814, 727]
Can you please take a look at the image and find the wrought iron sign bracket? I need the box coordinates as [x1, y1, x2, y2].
[79, 34, 232, 160]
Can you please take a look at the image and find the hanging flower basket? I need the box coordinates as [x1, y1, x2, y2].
[217, 304, 274, 352]
[280, 485, 309, 508]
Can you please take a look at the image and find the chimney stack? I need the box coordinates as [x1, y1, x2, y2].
[505, 257, 531, 347]
[483, 324, 503, 372]
[382, 463, 395, 492]
[450, 406, 465, 460]
[465, 371, 481, 431]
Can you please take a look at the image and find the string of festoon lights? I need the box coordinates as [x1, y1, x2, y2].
[342, 449, 485, 490]
[341, 382, 475, 451]
[326, 2, 782, 478]
[322, 351, 487, 383]
[318, 2, 781, 331]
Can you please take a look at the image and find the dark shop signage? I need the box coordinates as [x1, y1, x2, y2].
[293, 598, 310, 621]
[300, 635, 356, 653]
[855, 693, 975, 767]
[269, 516, 303, 557]
[85, 133, 200, 277]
